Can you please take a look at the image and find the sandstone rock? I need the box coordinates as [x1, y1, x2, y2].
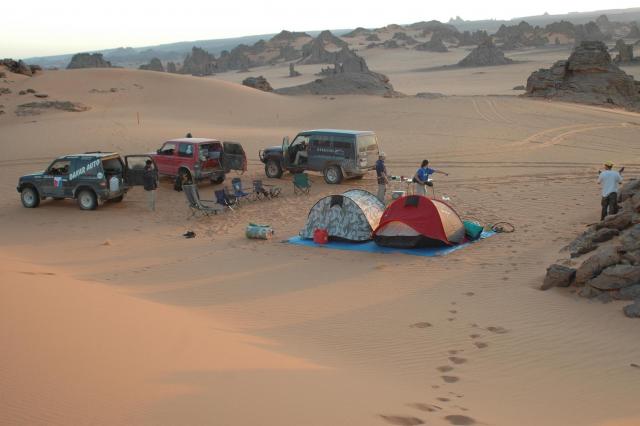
[316, 47, 370, 75]
[242, 76, 273, 92]
[621, 224, 640, 252]
[568, 229, 598, 258]
[392, 32, 418, 45]
[575, 246, 622, 284]
[575, 21, 607, 43]
[276, 71, 398, 97]
[457, 40, 514, 67]
[0, 71, 5, 78]
[619, 284, 640, 300]
[383, 40, 400, 49]
[618, 179, 640, 202]
[415, 92, 445, 99]
[166, 62, 177, 73]
[26, 88, 35, 93]
[598, 210, 632, 231]
[366, 34, 380, 42]
[299, 30, 347, 64]
[513, 85, 525, 90]
[180, 47, 216, 75]
[343, 27, 371, 38]
[15, 101, 90, 116]
[623, 299, 640, 318]
[587, 264, 640, 290]
[139, 57, 164, 72]
[622, 250, 640, 265]
[525, 41, 640, 111]
[495, 21, 547, 50]
[0, 59, 33, 76]
[542, 264, 576, 290]
[289, 63, 301, 77]
[67, 53, 112, 69]
[592, 227, 619, 243]
[457, 30, 490, 47]
[627, 22, 640, 39]
[613, 39, 634, 64]
[578, 284, 601, 298]
[29, 65, 42, 74]
[0, 88, 10, 95]
[34, 93, 48, 98]
[415, 35, 448, 52]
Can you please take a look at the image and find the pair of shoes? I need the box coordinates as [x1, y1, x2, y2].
[183, 231, 196, 239]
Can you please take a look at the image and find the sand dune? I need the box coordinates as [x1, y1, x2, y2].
[1, 64, 640, 426]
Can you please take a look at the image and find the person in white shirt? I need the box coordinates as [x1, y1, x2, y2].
[597, 161, 623, 221]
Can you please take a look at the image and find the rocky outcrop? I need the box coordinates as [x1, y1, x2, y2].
[392, 32, 418, 45]
[627, 22, 640, 39]
[289, 63, 301, 77]
[494, 21, 548, 50]
[276, 71, 398, 97]
[525, 41, 640, 111]
[545, 21, 576, 38]
[542, 177, 640, 318]
[366, 34, 380, 42]
[138, 57, 164, 72]
[456, 30, 490, 47]
[180, 47, 216, 75]
[415, 35, 448, 52]
[1, 59, 38, 76]
[457, 40, 513, 67]
[299, 30, 348, 64]
[67, 53, 112, 69]
[343, 27, 371, 38]
[613, 39, 634, 64]
[383, 40, 400, 49]
[242, 76, 273, 92]
[270, 30, 311, 43]
[317, 46, 369, 75]
[575, 21, 607, 43]
[166, 62, 177, 73]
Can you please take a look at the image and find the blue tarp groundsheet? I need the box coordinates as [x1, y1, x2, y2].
[286, 231, 495, 257]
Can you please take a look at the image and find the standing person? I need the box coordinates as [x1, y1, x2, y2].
[375, 152, 389, 203]
[414, 159, 448, 196]
[598, 161, 623, 221]
[143, 160, 158, 211]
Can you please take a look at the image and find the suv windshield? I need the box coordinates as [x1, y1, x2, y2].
[357, 134, 378, 154]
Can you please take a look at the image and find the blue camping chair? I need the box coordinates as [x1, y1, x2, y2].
[215, 188, 236, 211]
[231, 178, 250, 203]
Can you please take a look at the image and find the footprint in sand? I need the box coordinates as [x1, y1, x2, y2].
[408, 403, 441, 413]
[469, 334, 481, 339]
[449, 356, 467, 365]
[464, 292, 475, 296]
[437, 365, 454, 372]
[449, 310, 458, 314]
[447, 318, 456, 322]
[444, 414, 476, 425]
[448, 350, 462, 355]
[474, 342, 488, 349]
[441, 375, 460, 383]
[379, 415, 424, 425]
[437, 397, 450, 402]
[631, 363, 640, 369]
[410, 322, 432, 328]
[486, 326, 509, 334]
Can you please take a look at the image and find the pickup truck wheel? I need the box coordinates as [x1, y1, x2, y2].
[265, 159, 283, 179]
[77, 189, 97, 210]
[323, 165, 343, 184]
[21, 186, 40, 208]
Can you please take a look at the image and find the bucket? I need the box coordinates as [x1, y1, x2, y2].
[313, 228, 328, 244]
[246, 223, 274, 240]
[463, 220, 483, 241]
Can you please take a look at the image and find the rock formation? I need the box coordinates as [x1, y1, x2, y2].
[67, 53, 112, 69]
[289, 63, 301, 77]
[613, 39, 634, 64]
[627, 22, 640, 39]
[166, 62, 177, 73]
[456, 30, 490, 47]
[180, 47, 216, 75]
[525, 41, 640, 111]
[366, 34, 380, 42]
[317, 46, 369, 75]
[299, 31, 348, 64]
[542, 177, 640, 317]
[575, 21, 607, 43]
[457, 40, 513, 67]
[343, 27, 371, 38]
[0, 59, 36, 76]
[415, 35, 448, 52]
[383, 40, 400, 49]
[392, 32, 418, 45]
[242, 76, 273, 92]
[494, 21, 548, 50]
[138, 57, 164, 72]
[276, 71, 397, 97]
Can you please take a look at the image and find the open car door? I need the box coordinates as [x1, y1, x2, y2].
[124, 155, 156, 186]
[281, 136, 291, 168]
[222, 142, 247, 173]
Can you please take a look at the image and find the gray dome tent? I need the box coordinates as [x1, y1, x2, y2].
[299, 189, 385, 242]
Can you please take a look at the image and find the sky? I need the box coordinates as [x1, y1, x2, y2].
[3, 0, 639, 58]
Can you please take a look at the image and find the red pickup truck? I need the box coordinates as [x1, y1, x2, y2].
[150, 138, 246, 188]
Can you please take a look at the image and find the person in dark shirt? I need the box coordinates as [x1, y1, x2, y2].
[375, 152, 388, 203]
[414, 159, 448, 196]
[143, 160, 158, 211]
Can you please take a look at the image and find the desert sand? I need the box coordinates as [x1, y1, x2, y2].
[1, 60, 640, 426]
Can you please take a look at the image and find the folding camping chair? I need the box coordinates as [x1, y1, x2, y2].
[253, 179, 282, 200]
[293, 172, 311, 195]
[231, 178, 251, 203]
[183, 184, 223, 216]
[215, 188, 237, 211]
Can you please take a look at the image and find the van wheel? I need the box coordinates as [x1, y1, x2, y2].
[21, 186, 40, 208]
[265, 159, 283, 179]
[323, 165, 343, 184]
[77, 189, 97, 210]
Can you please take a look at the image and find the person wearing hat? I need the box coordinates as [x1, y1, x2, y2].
[375, 152, 389, 203]
[598, 161, 623, 221]
[143, 159, 158, 211]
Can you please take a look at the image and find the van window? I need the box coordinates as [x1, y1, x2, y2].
[309, 135, 332, 155]
[357, 134, 378, 153]
[332, 135, 355, 159]
[159, 143, 176, 155]
[178, 143, 194, 157]
[48, 159, 72, 176]
[102, 158, 123, 175]
[200, 143, 221, 160]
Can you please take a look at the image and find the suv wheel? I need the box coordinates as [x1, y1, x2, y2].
[21, 186, 40, 208]
[323, 165, 343, 184]
[176, 169, 192, 191]
[77, 189, 97, 210]
[265, 159, 283, 179]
